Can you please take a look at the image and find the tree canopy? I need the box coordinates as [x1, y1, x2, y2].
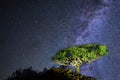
[52, 43, 108, 74]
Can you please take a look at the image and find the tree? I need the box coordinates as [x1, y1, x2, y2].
[51, 43, 108, 74]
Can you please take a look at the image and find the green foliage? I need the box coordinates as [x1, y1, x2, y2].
[99, 45, 108, 56]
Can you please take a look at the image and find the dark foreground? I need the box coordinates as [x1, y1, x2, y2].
[4, 67, 96, 80]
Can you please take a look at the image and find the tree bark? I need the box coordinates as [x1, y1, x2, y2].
[75, 65, 80, 74]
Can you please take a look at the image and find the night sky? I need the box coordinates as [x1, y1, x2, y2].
[0, 0, 120, 80]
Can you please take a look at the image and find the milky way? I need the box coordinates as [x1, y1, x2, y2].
[0, 0, 120, 80]
[73, 0, 112, 78]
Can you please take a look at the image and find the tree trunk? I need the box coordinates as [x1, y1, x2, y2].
[75, 65, 80, 74]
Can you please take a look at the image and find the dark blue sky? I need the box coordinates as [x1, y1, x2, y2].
[0, 0, 120, 80]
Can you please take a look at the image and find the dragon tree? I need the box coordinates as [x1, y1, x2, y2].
[51, 43, 108, 74]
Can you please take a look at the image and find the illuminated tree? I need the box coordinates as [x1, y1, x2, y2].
[51, 44, 108, 74]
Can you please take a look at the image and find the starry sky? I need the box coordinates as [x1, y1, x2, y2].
[0, 0, 120, 80]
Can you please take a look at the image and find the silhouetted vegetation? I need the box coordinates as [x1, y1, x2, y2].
[4, 67, 39, 80]
[4, 66, 96, 80]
